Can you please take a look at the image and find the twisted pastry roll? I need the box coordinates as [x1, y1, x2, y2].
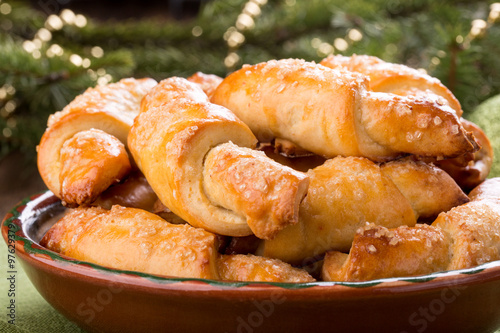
[211, 59, 478, 161]
[323, 178, 500, 281]
[128, 77, 309, 239]
[258, 156, 469, 264]
[41, 206, 314, 282]
[320, 55, 493, 189]
[37, 78, 157, 206]
[320, 54, 462, 115]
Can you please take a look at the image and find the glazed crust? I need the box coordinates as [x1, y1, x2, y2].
[40, 206, 220, 279]
[204, 142, 309, 239]
[320, 54, 462, 116]
[322, 224, 450, 282]
[323, 178, 500, 281]
[37, 78, 157, 199]
[211, 59, 477, 161]
[59, 129, 132, 207]
[217, 254, 315, 283]
[434, 119, 494, 191]
[128, 77, 309, 238]
[187, 72, 223, 99]
[258, 156, 468, 264]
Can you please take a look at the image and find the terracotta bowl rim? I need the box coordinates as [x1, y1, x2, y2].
[3, 190, 500, 295]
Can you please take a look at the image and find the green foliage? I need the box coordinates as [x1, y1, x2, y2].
[1, 0, 500, 165]
[467, 94, 500, 178]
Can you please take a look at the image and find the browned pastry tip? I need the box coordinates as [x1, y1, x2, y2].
[41, 205, 220, 279]
[432, 179, 500, 270]
[434, 119, 493, 191]
[187, 72, 223, 99]
[322, 223, 450, 282]
[203, 142, 309, 239]
[59, 129, 132, 207]
[361, 92, 479, 159]
[380, 158, 470, 220]
[217, 254, 315, 283]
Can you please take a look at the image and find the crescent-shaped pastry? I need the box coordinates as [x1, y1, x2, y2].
[128, 77, 309, 239]
[211, 59, 478, 161]
[323, 178, 500, 281]
[320, 54, 462, 116]
[40, 205, 221, 279]
[37, 78, 157, 203]
[258, 156, 469, 264]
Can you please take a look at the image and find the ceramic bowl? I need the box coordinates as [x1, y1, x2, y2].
[3, 191, 500, 333]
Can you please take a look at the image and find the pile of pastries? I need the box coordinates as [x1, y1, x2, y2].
[37, 55, 500, 283]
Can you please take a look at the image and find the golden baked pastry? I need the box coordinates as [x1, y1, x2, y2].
[320, 54, 462, 115]
[217, 254, 315, 283]
[36, 56, 499, 284]
[58, 129, 131, 207]
[41, 205, 314, 282]
[128, 77, 309, 239]
[187, 71, 223, 99]
[41, 205, 221, 279]
[319, 55, 493, 191]
[258, 156, 468, 264]
[323, 178, 500, 281]
[37, 78, 157, 204]
[211, 58, 478, 161]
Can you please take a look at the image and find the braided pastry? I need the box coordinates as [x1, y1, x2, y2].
[211, 59, 478, 162]
[128, 77, 309, 239]
[322, 178, 500, 281]
[37, 78, 157, 206]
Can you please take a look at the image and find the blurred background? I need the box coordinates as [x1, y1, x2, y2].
[1, 0, 500, 217]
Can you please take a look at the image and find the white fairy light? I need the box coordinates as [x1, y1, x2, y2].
[82, 58, 91, 68]
[236, 13, 254, 31]
[4, 100, 16, 113]
[191, 26, 203, 37]
[32, 50, 41, 59]
[243, 1, 261, 17]
[70, 54, 83, 66]
[74, 14, 87, 28]
[0, 3, 12, 15]
[36, 28, 52, 42]
[22, 40, 36, 53]
[91, 46, 104, 58]
[347, 28, 363, 42]
[310, 37, 321, 48]
[224, 52, 240, 68]
[333, 38, 348, 51]
[227, 31, 245, 48]
[318, 42, 334, 56]
[3, 128, 12, 138]
[45, 15, 63, 31]
[60, 9, 76, 25]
